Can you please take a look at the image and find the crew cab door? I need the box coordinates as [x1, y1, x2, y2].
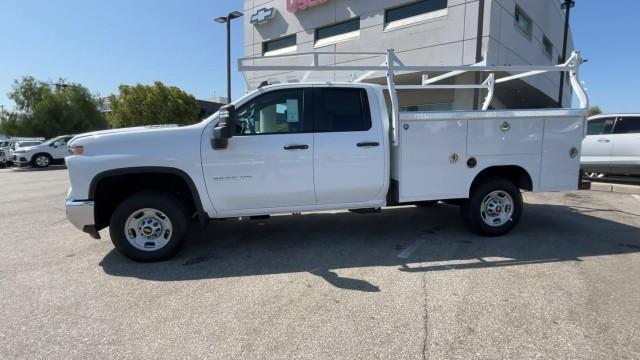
[201, 88, 316, 213]
[312, 87, 386, 204]
[582, 116, 615, 163]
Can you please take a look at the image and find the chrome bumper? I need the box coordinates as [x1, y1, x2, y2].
[65, 200, 100, 239]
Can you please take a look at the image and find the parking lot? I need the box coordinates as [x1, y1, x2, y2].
[0, 167, 639, 359]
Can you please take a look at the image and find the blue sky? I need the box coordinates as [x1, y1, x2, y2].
[0, 1, 639, 113]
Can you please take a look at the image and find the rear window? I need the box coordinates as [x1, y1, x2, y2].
[613, 116, 640, 134]
[314, 88, 372, 132]
[586, 117, 615, 135]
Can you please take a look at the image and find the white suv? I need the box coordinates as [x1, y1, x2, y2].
[12, 135, 74, 168]
[582, 114, 640, 176]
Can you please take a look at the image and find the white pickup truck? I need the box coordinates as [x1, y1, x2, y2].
[66, 50, 589, 262]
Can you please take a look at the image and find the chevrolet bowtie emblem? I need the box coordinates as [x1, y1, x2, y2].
[250, 7, 276, 25]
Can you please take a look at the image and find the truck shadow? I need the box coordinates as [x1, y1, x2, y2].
[99, 202, 640, 291]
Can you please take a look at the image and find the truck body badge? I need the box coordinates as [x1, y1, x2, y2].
[449, 153, 459, 164]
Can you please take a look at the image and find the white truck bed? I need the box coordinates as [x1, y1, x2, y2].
[392, 109, 585, 202]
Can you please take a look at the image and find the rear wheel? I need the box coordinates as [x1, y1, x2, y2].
[32, 154, 52, 168]
[461, 177, 523, 236]
[109, 192, 190, 262]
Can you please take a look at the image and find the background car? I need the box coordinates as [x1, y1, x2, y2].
[582, 114, 640, 177]
[12, 135, 74, 168]
[0, 138, 44, 167]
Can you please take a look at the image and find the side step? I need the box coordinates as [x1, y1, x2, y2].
[349, 208, 382, 214]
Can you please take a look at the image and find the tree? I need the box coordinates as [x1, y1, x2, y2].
[107, 81, 199, 128]
[1, 76, 108, 138]
[588, 106, 602, 117]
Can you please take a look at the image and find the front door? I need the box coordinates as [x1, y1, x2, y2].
[202, 88, 316, 213]
[312, 87, 386, 205]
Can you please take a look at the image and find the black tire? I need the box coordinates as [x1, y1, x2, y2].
[31, 153, 52, 168]
[109, 192, 190, 262]
[461, 177, 523, 236]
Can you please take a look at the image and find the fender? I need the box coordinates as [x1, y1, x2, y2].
[89, 166, 209, 225]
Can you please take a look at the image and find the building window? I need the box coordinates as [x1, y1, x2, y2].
[542, 35, 553, 59]
[315, 18, 360, 48]
[514, 6, 532, 39]
[384, 0, 448, 31]
[263, 35, 297, 56]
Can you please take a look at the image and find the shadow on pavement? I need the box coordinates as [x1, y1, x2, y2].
[100, 203, 640, 291]
[10, 165, 67, 172]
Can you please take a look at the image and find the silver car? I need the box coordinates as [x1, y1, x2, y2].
[581, 114, 640, 176]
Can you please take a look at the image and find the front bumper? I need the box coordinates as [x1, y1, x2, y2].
[65, 200, 100, 239]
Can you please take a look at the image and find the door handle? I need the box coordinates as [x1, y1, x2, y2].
[357, 141, 380, 147]
[597, 138, 610, 143]
[284, 144, 309, 150]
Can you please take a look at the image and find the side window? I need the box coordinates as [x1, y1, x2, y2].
[235, 89, 305, 135]
[315, 88, 372, 132]
[613, 117, 640, 134]
[586, 117, 615, 136]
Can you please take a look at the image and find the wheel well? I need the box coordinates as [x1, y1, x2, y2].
[31, 152, 52, 161]
[90, 169, 205, 230]
[470, 166, 533, 196]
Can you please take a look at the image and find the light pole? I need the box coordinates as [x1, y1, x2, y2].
[215, 11, 243, 104]
[558, 0, 575, 107]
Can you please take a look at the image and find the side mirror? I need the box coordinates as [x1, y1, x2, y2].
[212, 104, 236, 150]
[52, 141, 61, 148]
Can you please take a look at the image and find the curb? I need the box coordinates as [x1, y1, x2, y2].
[590, 182, 640, 195]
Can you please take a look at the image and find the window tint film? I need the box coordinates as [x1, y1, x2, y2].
[586, 118, 615, 135]
[315, 88, 371, 132]
[263, 35, 296, 54]
[515, 7, 532, 37]
[316, 18, 360, 41]
[613, 117, 640, 134]
[235, 89, 305, 135]
[385, 0, 447, 24]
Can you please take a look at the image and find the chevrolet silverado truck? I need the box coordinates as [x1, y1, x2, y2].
[65, 50, 589, 262]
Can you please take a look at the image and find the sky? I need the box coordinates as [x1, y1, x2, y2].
[1, 0, 639, 113]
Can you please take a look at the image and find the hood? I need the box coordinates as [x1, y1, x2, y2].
[70, 125, 180, 142]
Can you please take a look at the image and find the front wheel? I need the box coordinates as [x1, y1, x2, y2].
[461, 178, 523, 236]
[109, 192, 190, 262]
[32, 154, 52, 168]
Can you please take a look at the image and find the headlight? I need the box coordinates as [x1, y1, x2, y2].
[69, 145, 84, 155]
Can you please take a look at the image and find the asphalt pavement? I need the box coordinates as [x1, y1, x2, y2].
[1, 167, 639, 359]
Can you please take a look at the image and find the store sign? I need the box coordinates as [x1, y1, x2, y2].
[250, 7, 276, 25]
[287, 0, 330, 13]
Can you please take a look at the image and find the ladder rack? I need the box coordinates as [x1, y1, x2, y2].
[238, 49, 588, 146]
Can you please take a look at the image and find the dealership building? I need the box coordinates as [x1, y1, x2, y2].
[242, 0, 574, 110]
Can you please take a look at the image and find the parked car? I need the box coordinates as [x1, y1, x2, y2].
[12, 135, 74, 168]
[581, 114, 640, 176]
[0, 138, 44, 167]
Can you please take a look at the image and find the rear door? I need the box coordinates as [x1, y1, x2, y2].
[611, 116, 640, 174]
[312, 87, 386, 205]
[582, 117, 615, 171]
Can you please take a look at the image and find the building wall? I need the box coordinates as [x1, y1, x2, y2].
[243, 0, 574, 109]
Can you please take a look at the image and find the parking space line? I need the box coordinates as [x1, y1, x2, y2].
[397, 238, 426, 259]
[633, 195, 640, 202]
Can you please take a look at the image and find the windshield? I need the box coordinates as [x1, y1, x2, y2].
[41, 136, 65, 146]
[17, 141, 41, 148]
